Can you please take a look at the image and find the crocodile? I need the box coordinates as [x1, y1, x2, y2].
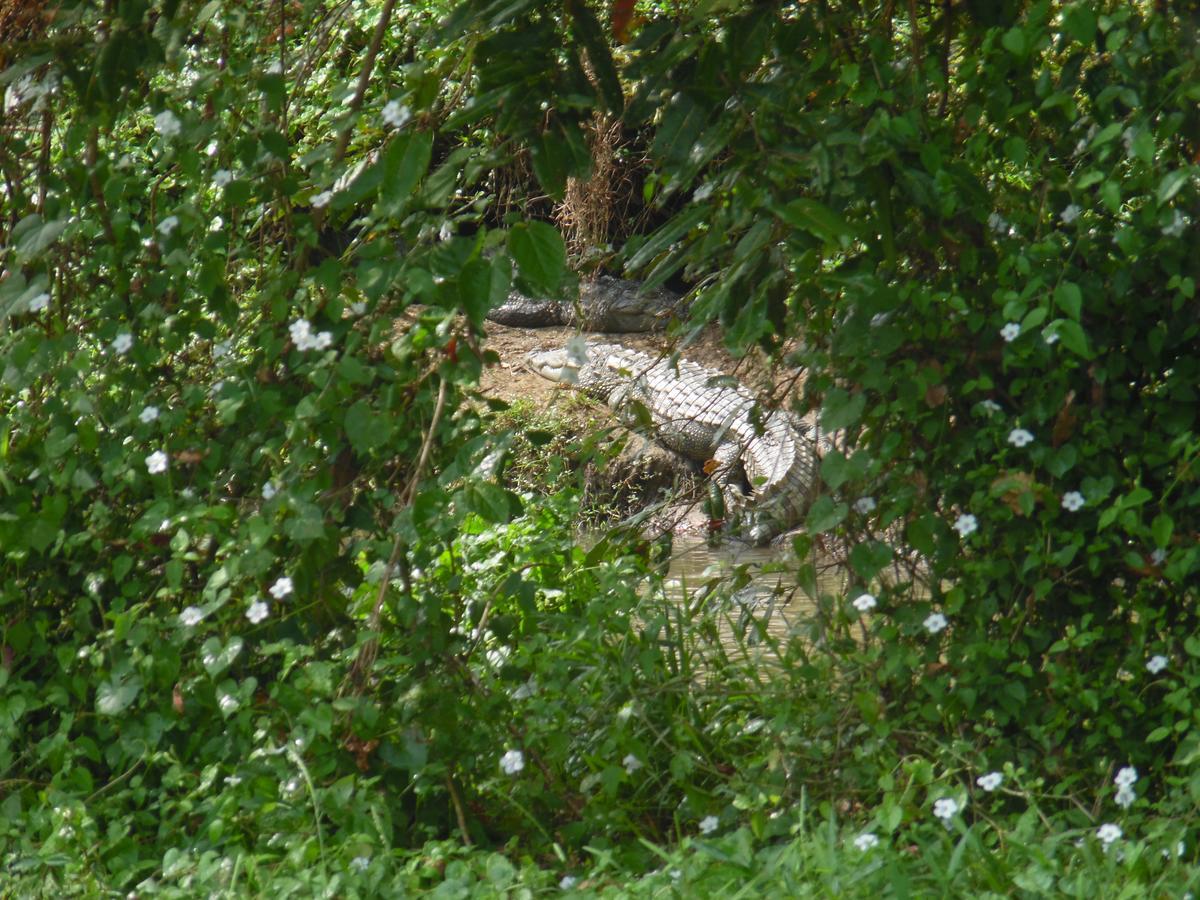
[488, 276, 687, 332]
[528, 341, 829, 544]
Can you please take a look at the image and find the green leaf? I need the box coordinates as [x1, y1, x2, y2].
[1157, 169, 1190, 204]
[1099, 179, 1121, 213]
[1146, 726, 1172, 743]
[201, 636, 244, 676]
[1152, 513, 1174, 549]
[820, 388, 866, 431]
[653, 91, 709, 166]
[460, 482, 521, 523]
[1055, 320, 1090, 358]
[381, 132, 434, 210]
[820, 451, 850, 490]
[510, 222, 566, 296]
[1062, 5, 1096, 42]
[96, 676, 142, 716]
[567, 2, 623, 114]
[11, 215, 67, 261]
[1001, 27, 1026, 56]
[775, 199, 855, 244]
[345, 401, 391, 453]
[806, 495, 848, 534]
[1054, 281, 1082, 320]
[849, 540, 893, 580]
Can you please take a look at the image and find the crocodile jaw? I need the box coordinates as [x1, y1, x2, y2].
[527, 348, 579, 384]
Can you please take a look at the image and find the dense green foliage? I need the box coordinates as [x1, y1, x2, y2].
[1, 0, 1198, 894]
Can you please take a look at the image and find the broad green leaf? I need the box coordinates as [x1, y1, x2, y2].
[1152, 513, 1174, 548]
[1157, 169, 1190, 204]
[1054, 281, 1082, 320]
[510, 222, 566, 296]
[461, 482, 521, 523]
[201, 636, 244, 676]
[1055, 320, 1090, 358]
[775, 199, 855, 244]
[821, 388, 866, 431]
[11, 215, 66, 261]
[345, 401, 391, 453]
[1062, 5, 1096, 43]
[567, 2, 623, 114]
[96, 677, 142, 716]
[381, 132, 433, 210]
[850, 540, 894, 580]
[806, 495, 848, 534]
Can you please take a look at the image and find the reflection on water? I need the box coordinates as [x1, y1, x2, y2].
[662, 537, 848, 656]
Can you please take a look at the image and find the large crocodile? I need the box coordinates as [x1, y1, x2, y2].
[528, 341, 829, 544]
[488, 276, 687, 332]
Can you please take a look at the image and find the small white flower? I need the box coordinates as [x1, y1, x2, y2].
[1114, 766, 1138, 789]
[924, 612, 948, 634]
[1008, 428, 1034, 448]
[213, 168, 233, 188]
[350, 856, 370, 873]
[853, 832, 880, 851]
[1001, 322, 1021, 342]
[616, 703, 634, 722]
[692, 182, 714, 202]
[311, 190, 334, 209]
[205, 140, 220, 157]
[953, 513, 978, 538]
[1097, 823, 1122, 846]
[1150, 548, 1168, 566]
[265, 60, 282, 75]
[289, 318, 313, 347]
[699, 815, 719, 835]
[499, 749, 525, 774]
[157, 216, 179, 236]
[976, 772, 1003, 792]
[179, 606, 205, 626]
[1061, 204, 1082, 225]
[349, 301, 367, 317]
[139, 406, 160, 424]
[1061, 491, 1085, 511]
[559, 875, 578, 890]
[854, 496, 876, 514]
[987, 212, 1008, 234]
[313, 330, 333, 350]
[154, 110, 182, 139]
[246, 599, 269, 624]
[382, 100, 411, 128]
[209, 215, 224, 233]
[1115, 785, 1136, 809]
[212, 340, 231, 359]
[1146, 654, 1169, 674]
[145, 450, 169, 474]
[111, 332, 134, 354]
[269, 576, 294, 600]
[439, 221, 452, 242]
[623, 753, 643, 774]
[933, 797, 959, 820]
[262, 481, 278, 500]
[852, 592, 877, 613]
[27, 292, 50, 312]
[218, 693, 239, 714]
[979, 399, 1002, 414]
[1043, 327, 1060, 345]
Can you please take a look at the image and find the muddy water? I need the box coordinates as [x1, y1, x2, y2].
[661, 538, 848, 656]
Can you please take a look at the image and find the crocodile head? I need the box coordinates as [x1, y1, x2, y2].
[527, 342, 628, 401]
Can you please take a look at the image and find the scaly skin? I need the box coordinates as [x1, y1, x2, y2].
[528, 341, 829, 543]
[488, 277, 686, 332]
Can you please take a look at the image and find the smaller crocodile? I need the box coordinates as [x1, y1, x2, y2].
[488, 276, 687, 333]
[528, 341, 829, 544]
